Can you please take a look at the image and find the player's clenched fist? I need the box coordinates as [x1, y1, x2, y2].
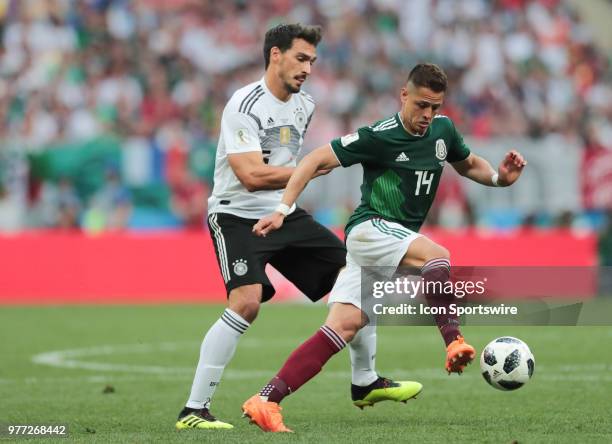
[253, 213, 285, 237]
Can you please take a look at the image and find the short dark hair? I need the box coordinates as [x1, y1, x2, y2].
[263, 23, 322, 69]
[407, 63, 448, 93]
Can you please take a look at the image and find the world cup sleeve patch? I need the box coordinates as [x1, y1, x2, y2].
[340, 132, 359, 147]
[235, 128, 251, 145]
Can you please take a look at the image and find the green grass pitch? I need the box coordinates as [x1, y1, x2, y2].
[1, 304, 611, 443]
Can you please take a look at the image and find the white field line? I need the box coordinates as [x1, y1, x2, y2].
[4, 373, 612, 385]
[29, 341, 446, 378]
[26, 341, 612, 384]
[4, 371, 612, 385]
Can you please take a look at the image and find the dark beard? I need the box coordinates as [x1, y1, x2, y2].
[283, 81, 300, 94]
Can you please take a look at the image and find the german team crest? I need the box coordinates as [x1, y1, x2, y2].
[295, 111, 306, 129]
[233, 259, 248, 276]
[435, 139, 447, 160]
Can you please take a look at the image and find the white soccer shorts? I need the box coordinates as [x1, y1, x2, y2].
[328, 218, 422, 309]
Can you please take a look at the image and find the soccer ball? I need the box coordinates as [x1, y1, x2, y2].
[480, 336, 535, 391]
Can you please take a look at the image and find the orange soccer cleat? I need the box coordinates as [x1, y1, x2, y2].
[446, 336, 476, 374]
[242, 395, 293, 433]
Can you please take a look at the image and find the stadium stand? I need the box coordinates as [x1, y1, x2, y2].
[0, 0, 610, 234]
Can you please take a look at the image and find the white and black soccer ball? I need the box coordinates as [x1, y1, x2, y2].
[480, 336, 535, 391]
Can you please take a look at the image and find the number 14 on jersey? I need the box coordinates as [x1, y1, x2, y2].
[414, 170, 434, 196]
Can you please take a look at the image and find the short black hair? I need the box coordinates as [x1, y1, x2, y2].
[407, 63, 448, 93]
[263, 23, 322, 69]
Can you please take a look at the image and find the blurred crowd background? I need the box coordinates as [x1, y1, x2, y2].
[0, 0, 611, 249]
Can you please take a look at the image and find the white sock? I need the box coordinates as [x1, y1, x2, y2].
[349, 325, 378, 386]
[185, 308, 250, 409]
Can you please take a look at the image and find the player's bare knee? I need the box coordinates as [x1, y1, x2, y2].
[228, 285, 262, 323]
[402, 237, 450, 267]
[341, 322, 362, 343]
[229, 298, 260, 322]
[325, 304, 367, 343]
[325, 319, 361, 343]
[426, 244, 450, 263]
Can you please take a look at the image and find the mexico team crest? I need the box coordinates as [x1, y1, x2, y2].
[435, 139, 447, 160]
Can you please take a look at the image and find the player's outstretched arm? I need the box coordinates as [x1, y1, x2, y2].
[451, 150, 527, 187]
[252, 144, 340, 236]
[228, 152, 330, 192]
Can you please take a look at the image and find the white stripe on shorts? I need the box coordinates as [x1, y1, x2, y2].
[209, 214, 231, 282]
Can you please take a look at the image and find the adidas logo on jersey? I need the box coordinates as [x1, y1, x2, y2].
[395, 152, 410, 162]
[266, 117, 275, 127]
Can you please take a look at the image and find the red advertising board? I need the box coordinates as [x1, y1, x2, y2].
[0, 229, 596, 304]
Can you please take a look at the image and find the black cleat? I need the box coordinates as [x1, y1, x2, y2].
[175, 407, 233, 430]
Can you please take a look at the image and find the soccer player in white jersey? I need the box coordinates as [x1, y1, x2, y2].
[176, 24, 420, 431]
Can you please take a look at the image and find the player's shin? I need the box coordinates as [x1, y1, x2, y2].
[349, 325, 378, 386]
[421, 258, 461, 346]
[420, 258, 476, 373]
[185, 308, 250, 408]
[259, 325, 346, 403]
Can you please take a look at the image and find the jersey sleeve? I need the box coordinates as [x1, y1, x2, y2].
[221, 111, 262, 154]
[330, 126, 378, 167]
[305, 108, 314, 132]
[446, 119, 471, 163]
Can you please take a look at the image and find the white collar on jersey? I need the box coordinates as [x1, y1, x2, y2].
[261, 76, 293, 105]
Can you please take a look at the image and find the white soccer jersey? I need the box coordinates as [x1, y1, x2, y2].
[207, 78, 315, 219]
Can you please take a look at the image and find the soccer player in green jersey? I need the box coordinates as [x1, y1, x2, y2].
[242, 63, 527, 432]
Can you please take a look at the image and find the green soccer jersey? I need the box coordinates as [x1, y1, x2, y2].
[330, 113, 470, 235]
